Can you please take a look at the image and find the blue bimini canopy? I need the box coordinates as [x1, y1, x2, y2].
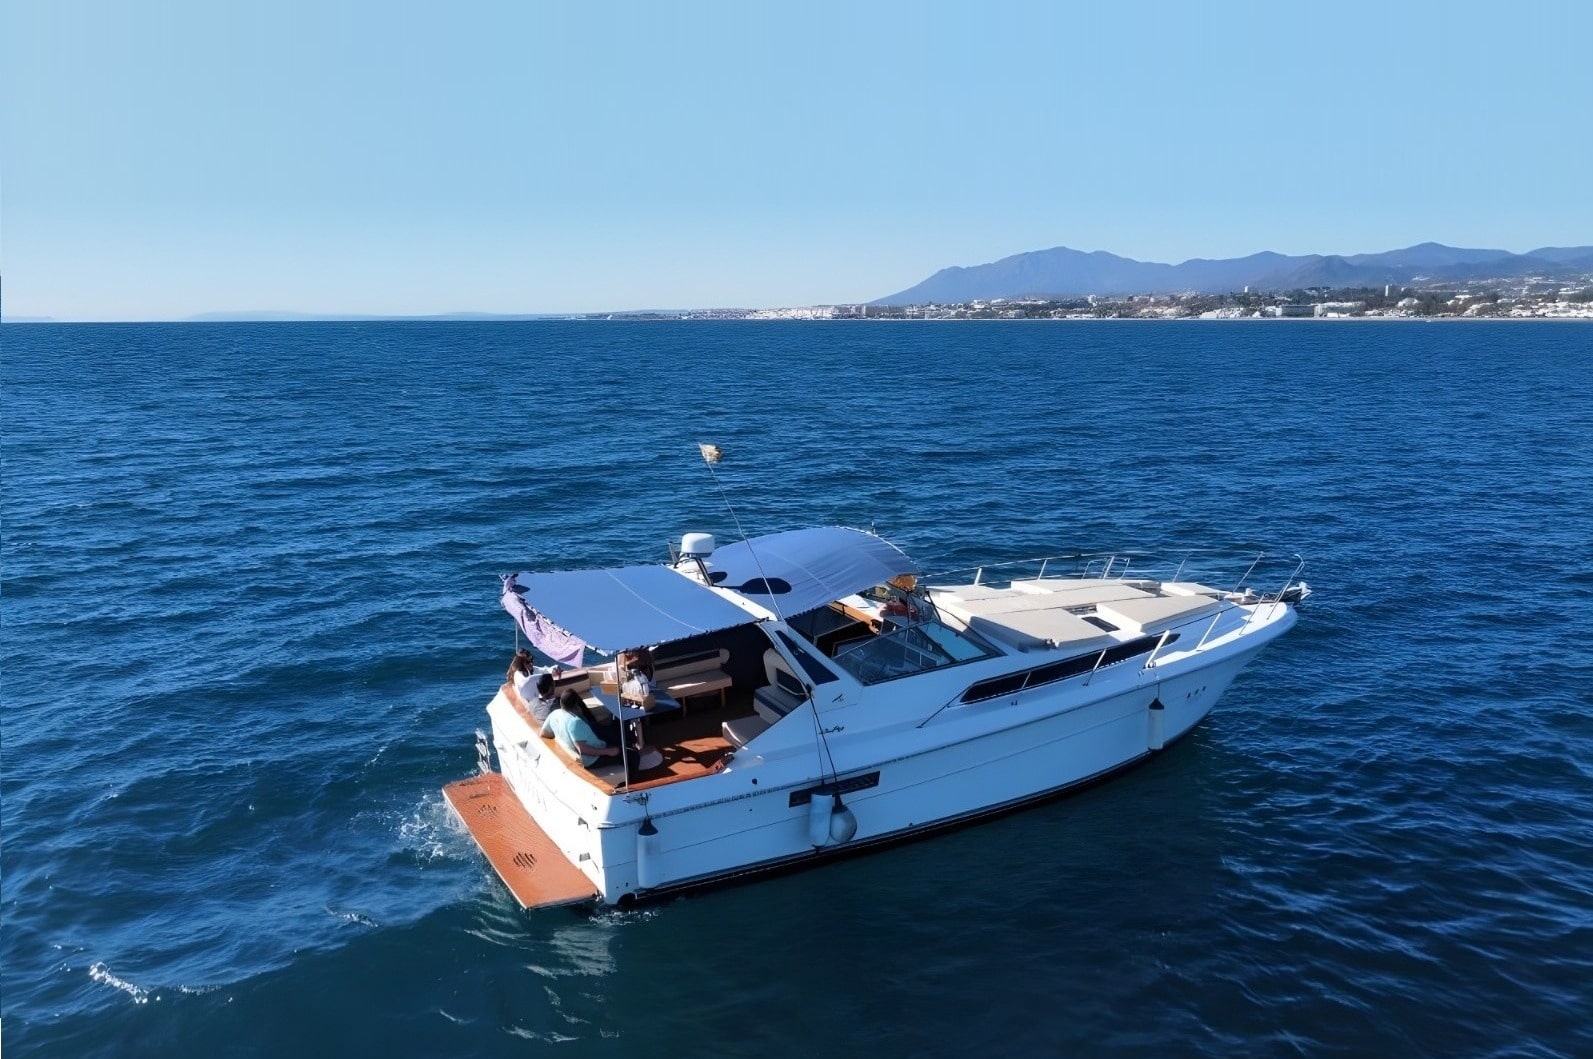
[502, 527, 920, 657]
[703, 527, 918, 617]
[503, 564, 756, 654]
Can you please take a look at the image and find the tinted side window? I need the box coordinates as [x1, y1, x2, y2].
[962, 672, 1027, 702]
[776, 631, 840, 685]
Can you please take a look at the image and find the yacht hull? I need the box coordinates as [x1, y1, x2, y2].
[483, 606, 1291, 905]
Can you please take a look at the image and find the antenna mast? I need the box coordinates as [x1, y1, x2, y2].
[696, 444, 843, 792]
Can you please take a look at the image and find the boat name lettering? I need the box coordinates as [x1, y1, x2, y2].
[789, 771, 881, 808]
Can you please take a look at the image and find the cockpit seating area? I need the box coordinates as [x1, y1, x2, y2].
[753, 649, 806, 724]
[504, 622, 814, 789]
[651, 647, 733, 714]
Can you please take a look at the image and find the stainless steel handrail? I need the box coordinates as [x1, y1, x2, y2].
[1142, 628, 1173, 669]
[937, 548, 1299, 604]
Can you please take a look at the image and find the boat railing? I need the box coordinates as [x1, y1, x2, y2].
[933, 548, 1296, 594]
[944, 550, 1139, 587]
[1142, 628, 1175, 669]
[916, 555, 1308, 726]
[1241, 554, 1309, 628]
[924, 596, 1268, 727]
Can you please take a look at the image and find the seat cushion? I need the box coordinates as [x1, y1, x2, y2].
[753, 685, 804, 725]
[722, 716, 771, 749]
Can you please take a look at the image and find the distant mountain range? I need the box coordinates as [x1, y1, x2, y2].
[874, 242, 1593, 305]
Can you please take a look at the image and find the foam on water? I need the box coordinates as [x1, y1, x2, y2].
[87, 963, 149, 1005]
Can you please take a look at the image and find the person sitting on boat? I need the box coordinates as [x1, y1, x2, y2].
[879, 592, 920, 625]
[527, 672, 559, 723]
[570, 690, 623, 746]
[507, 650, 560, 722]
[621, 646, 655, 681]
[542, 690, 622, 767]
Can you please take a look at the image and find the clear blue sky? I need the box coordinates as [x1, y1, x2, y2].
[3, 0, 1590, 320]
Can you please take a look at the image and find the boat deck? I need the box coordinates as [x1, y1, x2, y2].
[599, 705, 739, 789]
[442, 772, 598, 909]
[929, 577, 1226, 650]
[504, 680, 746, 794]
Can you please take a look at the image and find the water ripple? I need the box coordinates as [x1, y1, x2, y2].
[4, 319, 1591, 1057]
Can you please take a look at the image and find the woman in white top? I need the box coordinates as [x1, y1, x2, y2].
[507, 649, 560, 723]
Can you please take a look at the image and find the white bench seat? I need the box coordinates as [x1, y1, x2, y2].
[653, 648, 732, 713]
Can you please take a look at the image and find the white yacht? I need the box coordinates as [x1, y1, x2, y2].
[444, 527, 1306, 909]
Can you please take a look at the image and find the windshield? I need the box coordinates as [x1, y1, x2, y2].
[828, 587, 998, 684]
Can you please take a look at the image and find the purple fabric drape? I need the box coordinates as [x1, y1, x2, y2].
[501, 576, 588, 667]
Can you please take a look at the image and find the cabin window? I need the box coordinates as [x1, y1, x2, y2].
[1100, 634, 1176, 666]
[775, 631, 840, 685]
[1023, 656, 1098, 688]
[958, 633, 1179, 704]
[918, 621, 995, 662]
[963, 672, 1028, 701]
[787, 605, 873, 657]
[829, 621, 994, 685]
[824, 589, 999, 685]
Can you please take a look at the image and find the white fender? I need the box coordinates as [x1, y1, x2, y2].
[808, 793, 832, 847]
[636, 818, 660, 888]
[829, 797, 857, 844]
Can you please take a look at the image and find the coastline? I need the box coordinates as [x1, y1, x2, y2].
[6, 314, 1591, 326]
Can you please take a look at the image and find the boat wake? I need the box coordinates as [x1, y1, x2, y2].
[397, 792, 474, 866]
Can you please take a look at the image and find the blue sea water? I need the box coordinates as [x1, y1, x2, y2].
[3, 319, 1591, 1057]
